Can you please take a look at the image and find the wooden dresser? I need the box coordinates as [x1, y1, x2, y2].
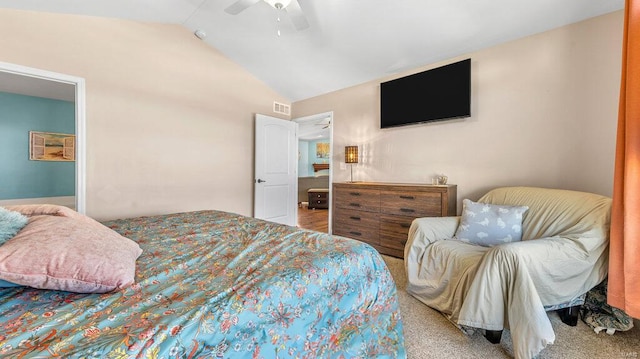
[332, 182, 457, 258]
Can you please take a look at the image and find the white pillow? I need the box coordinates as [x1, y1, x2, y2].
[453, 199, 529, 247]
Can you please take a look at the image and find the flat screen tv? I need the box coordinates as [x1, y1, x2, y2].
[380, 58, 471, 128]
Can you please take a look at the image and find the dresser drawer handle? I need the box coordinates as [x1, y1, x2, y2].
[349, 192, 361, 196]
[350, 231, 362, 236]
[400, 223, 411, 228]
[349, 216, 361, 221]
[349, 203, 361, 208]
[400, 208, 415, 213]
[399, 195, 415, 200]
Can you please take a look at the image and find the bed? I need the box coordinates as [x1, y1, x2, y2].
[0, 207, 405, 358]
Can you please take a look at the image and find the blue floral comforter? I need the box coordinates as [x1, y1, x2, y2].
[0, 210, 405, 358]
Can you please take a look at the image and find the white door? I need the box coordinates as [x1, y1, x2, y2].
[254, 114, 298, 226]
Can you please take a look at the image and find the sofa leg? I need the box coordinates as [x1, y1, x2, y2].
[484, 330, 502, 344]
[557, 305, 580, 326]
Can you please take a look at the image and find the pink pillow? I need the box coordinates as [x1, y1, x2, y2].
[0, 207, 142, 293]
[3, 204, 81, 218]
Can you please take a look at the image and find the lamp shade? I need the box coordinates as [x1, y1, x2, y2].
[345, 146, 359, 164]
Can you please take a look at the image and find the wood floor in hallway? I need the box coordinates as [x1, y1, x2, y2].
[297, 205, 328, 233]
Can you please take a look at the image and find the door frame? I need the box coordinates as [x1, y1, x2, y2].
[293, 111, 334, 233]
[0, 61, 87, 214]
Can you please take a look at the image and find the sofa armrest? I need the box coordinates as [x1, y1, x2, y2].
[404, 216, 460, 259]
[489, 236, 608, 305]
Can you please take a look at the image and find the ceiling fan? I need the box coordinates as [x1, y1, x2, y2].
[315, 118, 331, 129]
[224, 0, 310, 31]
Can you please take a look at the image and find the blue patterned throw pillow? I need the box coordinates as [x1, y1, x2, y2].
[453, 199, 529, 247]
[0, 207, 29, 245]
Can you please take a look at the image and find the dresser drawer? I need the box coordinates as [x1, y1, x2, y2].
[333, 224, 379, 247]
[334, 207, 379, 228]
[333, 207, 379, 246]
[379, 215, 413, 250]
[308, 199, 328, 209]
[380, 191, 442, 217]
[308, 191, 328, 200]
[334, 187, 380, 213]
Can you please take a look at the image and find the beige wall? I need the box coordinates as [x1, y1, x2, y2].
[0, 9, 289, 220]
[293, 11, 624, 211]
[0, 9, 623, 219]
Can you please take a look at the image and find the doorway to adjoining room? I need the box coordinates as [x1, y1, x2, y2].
[0, 62, 86, 213]
[294, 112, 332, 233]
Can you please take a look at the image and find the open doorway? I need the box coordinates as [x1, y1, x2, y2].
[0, 62, 86, 213]
[294, 112, 333, 233]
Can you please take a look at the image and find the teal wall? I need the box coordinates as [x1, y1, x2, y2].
[307, 139, 329, 175]
[298, 140, 310, 177]
[0, 92, 75, 200]
[297, 139, 329, 177]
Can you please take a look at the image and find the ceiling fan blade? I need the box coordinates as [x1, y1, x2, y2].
[224, 0, 261, 15]
[285, 0, 309, 30]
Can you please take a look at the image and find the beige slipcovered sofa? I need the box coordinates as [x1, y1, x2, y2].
[404, 186, 611, 359]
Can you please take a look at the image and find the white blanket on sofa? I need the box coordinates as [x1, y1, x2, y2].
[405, 187, 611, 359]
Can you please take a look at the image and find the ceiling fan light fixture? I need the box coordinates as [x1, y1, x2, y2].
[224, 0, 309, 32]
[264, 0, 292, 9]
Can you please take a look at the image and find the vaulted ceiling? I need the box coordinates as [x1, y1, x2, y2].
[0, 0, 625, 101]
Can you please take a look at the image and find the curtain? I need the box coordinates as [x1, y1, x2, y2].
[608, 0, 640, 319]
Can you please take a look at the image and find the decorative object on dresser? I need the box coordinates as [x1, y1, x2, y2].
[344, 146, 359, 182]
[332, 182, 457, 258]
[307, 188, 329, 209]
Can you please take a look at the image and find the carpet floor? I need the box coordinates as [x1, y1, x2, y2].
[381, 255, 640, 359]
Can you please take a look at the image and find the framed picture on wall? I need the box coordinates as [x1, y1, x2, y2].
[29, 131, 76, 161]
[316, 142, 329, 158]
